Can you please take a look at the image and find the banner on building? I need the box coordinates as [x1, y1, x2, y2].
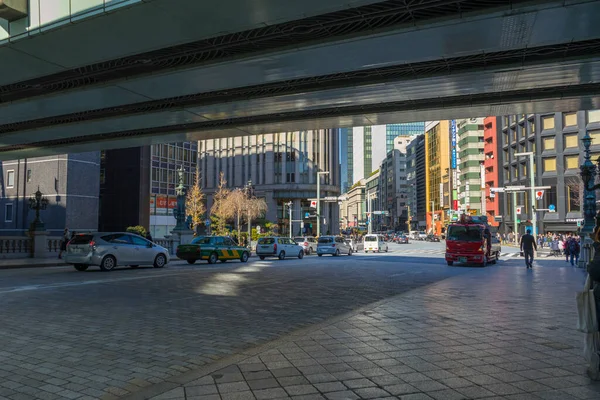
[480, 163, 486, 189]
[450, 120, 457, 169]
[155, 196, 178, 215]
[440, 183, 444, 206]
[150, 195, 156, 215]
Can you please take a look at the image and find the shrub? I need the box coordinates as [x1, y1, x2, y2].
[126, 225, 147, 237]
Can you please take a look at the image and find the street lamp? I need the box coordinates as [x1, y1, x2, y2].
[245, 180, 254, 249]
[28, 187, 49, 231]
[515, 152, 536, 235]
[287, 201, 293, 238]
[316, 171, 329, 237]
[367, 191, 377, 234]
[578, 131, 600, 268]
[430, 200, 435, 233]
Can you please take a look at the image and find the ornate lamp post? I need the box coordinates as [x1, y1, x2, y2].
[579, 131, 600, 267]
[245, 180, 254, 249]
[28, 187, 49, 231]
[172, 167, 188, 231]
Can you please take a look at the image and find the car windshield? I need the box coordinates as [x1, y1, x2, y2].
[258, 238, 275, 245]
[447, 226, 482, 242]
[191, 236, 212, 245]
[293, 238, 304, 243]
[318, 237, 333, 244]
[364, 236, 377, 242]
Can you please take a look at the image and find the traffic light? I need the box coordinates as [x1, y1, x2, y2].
[516, 219, 521, 223]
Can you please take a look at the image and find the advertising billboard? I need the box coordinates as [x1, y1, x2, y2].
[450, 120, 457, 169]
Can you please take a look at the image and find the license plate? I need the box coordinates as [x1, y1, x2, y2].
[459, 257, 467, 263]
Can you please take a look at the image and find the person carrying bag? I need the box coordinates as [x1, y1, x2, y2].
[580, 230, 600, 380]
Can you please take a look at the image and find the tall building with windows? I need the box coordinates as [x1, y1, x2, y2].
[198, 130, 340, 236]
[0, 153, 100, 236]
[407, 134, 426, 230]
[425, 121, 451, 235]
[456, 118, 485, 214]
[338, 128, 353, 193]
[351, 125, 387, 182]
[100, 143, 198, 238]
[483, 117, 502, 226]
[385, 123, 426, 152]
[498, 110, 600, 233]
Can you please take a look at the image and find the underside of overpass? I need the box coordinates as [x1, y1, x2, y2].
[1, 0, 600, 159]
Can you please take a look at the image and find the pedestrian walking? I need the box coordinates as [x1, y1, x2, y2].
[58, 228, 69, 259]
[520, 228, 537, 269]
[567, 236, 581, 266]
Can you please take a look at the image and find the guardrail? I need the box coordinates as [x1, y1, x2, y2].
[154, 239, 175, 254]
[0, 237, 32, 255]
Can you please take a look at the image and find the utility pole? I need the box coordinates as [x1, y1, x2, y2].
[316, 171, 329, 237]
[287, 201, 293, 238]
[515, 152, 537, 235]
[513, 191, 519, 245]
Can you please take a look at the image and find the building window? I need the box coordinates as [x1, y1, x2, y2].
[591, 131, 600, 146]
[564, 134, 579, 148]
[565, 155, 579, 170]
[6, 170, 14, 188]
[542, 115, 555, 130]
[4, 203, 13, 222]
[26, 169, 32, 183]
[564, 112, 577, 127]
[543, 157, 557, 172]
[589, 110, 600, 123]
[543, 137, 555, 151]
[530, 120, 536, 135]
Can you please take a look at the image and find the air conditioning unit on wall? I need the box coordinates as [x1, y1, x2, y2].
[0, 0, 27, 21]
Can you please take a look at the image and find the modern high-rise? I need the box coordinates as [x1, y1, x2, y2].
[385, 123, 426, 152]
[198, 130, 341, 236]
[498, 110, 600, 234]
[338, 128, 353, 193]
[1, 153, 100, 237]
[456, 118, 485, 214]
[352, 126, 387, 183]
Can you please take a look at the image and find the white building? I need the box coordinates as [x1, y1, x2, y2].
[351, 125, 387, 182]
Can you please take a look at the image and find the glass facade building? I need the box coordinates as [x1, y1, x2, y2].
[386, 123, 426, 152]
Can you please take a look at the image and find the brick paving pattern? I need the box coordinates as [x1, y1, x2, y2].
[148, 262, 600, 400]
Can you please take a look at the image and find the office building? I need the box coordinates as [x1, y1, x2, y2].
[1, 153, 100, 236]
[379, 136, 412, 231]
[198, 130, 341, 236]
[385, 123, 426, 152]
[483, 117, 502, 227]
[456, 118, 485, 214]
[339, 128, 353, 193]
[100, 143, 198, 238]
[425, 121, 451, 235]
[498, 110, 600, 233]
[352, 125, 387, 182]
[341, 180, 366, 229]
[407, 134, 427, 230]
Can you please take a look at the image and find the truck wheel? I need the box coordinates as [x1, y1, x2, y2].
[447, 261, 453, 266]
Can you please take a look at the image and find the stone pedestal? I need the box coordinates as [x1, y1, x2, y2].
[31, 230, 49, 258]
[170, 229, 194, 254]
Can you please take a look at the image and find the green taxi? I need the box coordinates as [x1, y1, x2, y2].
[176, 236, 250, 264]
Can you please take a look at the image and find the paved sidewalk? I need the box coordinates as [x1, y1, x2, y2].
[140, 262, 600, 400]
[0, 257, 64, 269]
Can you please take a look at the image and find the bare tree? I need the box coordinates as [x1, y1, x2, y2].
[224, 189, 248, 241]
[565, 176, 583, 209]
[186, 172, 205, 234]
[247, 197, 268, 222]
[211, 172, 231, 235]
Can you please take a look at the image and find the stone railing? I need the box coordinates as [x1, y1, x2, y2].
[47, 238, 62, 253]
[154, 239, 175, 254]
[0, 237, 33, 257]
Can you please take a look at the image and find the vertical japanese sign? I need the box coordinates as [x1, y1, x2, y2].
[450, 120, 457, 169]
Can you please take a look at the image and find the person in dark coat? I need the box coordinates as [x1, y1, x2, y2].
[145, 233, 153, 243]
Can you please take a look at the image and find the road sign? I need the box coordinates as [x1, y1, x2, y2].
[494, 216, 503, 222]
[490, 192, 495, 198]
[578, 220, 582, 227]
[490, 187, 505, 193]
[536, 190, 545, 200]
[549, 204, 556, 212]
[310, 200, 317, 208]
[505, 185, 526, 191]
[204, 219, 211, 226]
[516, 207, 522, 214]
[301, 222, 304, 229]
[305, 212, 310, 218]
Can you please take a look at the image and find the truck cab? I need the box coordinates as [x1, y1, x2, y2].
[445, 215, 500, 267]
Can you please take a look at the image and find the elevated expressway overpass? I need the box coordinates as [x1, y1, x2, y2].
[1, 0, 600, 159]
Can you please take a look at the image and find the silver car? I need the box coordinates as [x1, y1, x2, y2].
[64, 232, 170, 271]
[256, 237, 305, 260]
[345, 238, 364, 253]
[293, 236, 317, 255]
[317, 236, 353, 256]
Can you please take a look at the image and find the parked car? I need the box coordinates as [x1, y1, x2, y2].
[65, 232, 169, 271]
[418, 231, 428, 241]
[397, 235, 410, 244]
[364, 234, 389, 253]
[426, 234, 440, 242]
[346, 238, 364, 253]
[176, 236, 250, 264]
[256, 237, 304, 260]
[293, 236, 318, 255]
[317, 236, 353, 256]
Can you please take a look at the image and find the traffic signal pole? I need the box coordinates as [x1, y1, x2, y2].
[513, 191, 519, 245]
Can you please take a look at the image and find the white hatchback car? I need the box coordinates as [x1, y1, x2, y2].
[256, 237, 304, 260]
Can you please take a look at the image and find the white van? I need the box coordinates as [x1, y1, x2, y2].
[364, 234, 388, 253]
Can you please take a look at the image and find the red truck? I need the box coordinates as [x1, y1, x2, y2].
[445, 215, 500, 267]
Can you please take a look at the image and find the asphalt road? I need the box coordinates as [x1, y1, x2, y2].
[0, 241, 517, 399]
